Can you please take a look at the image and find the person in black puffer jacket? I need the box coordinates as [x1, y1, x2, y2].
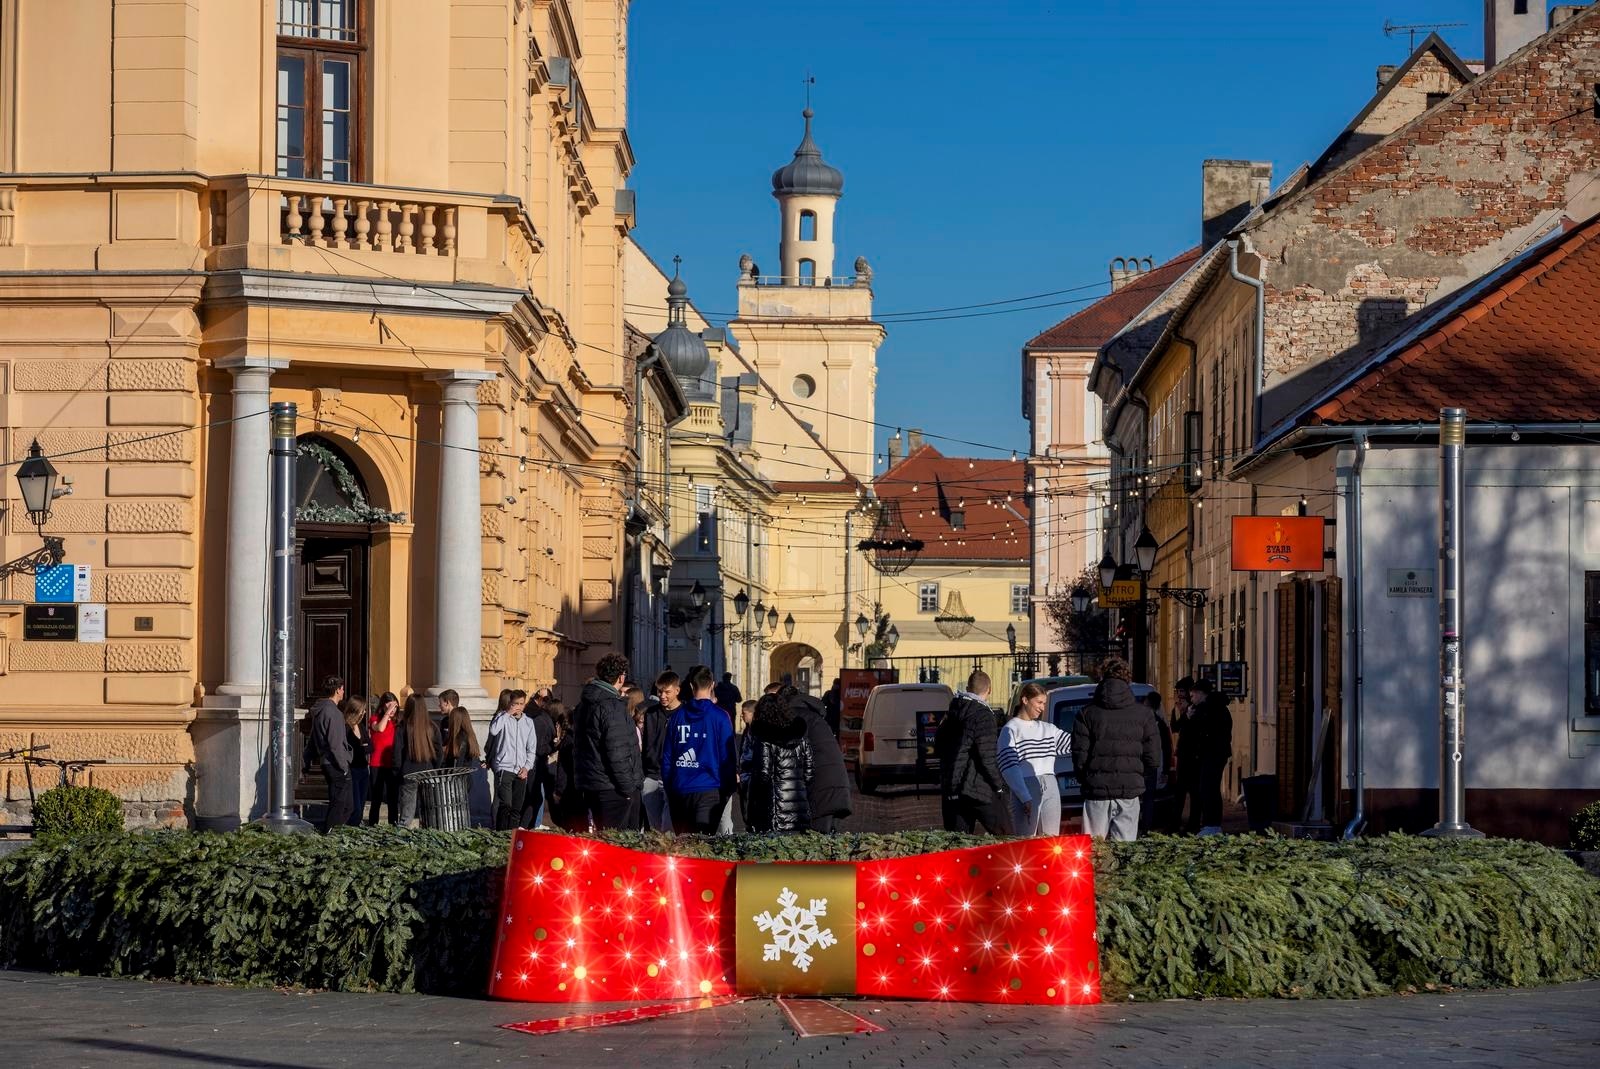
[935, 669, 1009, 834]
[1070, 657, 1159, 842]
[782, 684, 851, 833]
[743, 693, 814, 834]
[574, 653, 642, 831]
[1184, 677, 1234, 835]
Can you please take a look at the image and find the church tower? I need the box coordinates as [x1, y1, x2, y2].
[730, 108, 883, 486]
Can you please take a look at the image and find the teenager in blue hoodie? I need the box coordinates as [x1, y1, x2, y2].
[661, 665, 736, 833]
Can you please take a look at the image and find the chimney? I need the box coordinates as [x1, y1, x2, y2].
[1484, 0, 1548, 68]
[1375, 64, 1398, 90]
[1201, 159, 1273, 248]
[1109, 256, 1155, 292]
[907, 428, 924, 453]
[887, 431, 903, 466]
[1551, 4, 1588, 31]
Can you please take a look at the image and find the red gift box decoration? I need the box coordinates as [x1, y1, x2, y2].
[488, 831, 1099, 1006]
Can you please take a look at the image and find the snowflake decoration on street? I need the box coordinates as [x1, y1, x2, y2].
[752, 887, 836, 973]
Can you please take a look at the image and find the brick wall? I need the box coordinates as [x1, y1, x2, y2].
[1251, 9, 1600, 419]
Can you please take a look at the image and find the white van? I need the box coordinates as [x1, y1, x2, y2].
[855, 683, 953, 794]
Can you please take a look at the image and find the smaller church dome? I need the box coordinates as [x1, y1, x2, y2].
[653, 268, 713, 396]
[771, 108, 844, 198]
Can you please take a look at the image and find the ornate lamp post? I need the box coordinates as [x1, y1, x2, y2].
[0, 440, 70, 582]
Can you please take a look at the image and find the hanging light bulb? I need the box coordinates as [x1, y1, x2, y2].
[1010, 449, 1018, 462]
[518, 456, 527, 473]
[912, 483, 919, 492]
[351, 427, 361, 443]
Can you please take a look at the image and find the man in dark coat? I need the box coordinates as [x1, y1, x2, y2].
[308, 675, 352, 832]
[822, 678, 842, 738]
[1070, 657, 1160, 841]
[713, 672, 742, 718]
[935, 670, 1009, 834]
[784, 685, 851, 833]
[574, 653, 642, 830]
[1184, 678, 1234, 835]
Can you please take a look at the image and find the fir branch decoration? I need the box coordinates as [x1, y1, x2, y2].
[0, 830, 1596, 999]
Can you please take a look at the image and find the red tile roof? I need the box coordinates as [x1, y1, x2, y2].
[871, 445, 1029, 561]
[1024, 247, 1204, 350]
[1310, 214, 1600, 425]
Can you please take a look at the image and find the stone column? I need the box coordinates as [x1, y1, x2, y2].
[214, 356, 288, 699]
[427, 371, 495, 716]
[194, 355, 286, 830]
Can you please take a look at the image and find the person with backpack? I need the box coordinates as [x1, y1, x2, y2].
[935, 670, 1009, 834]
[660, 666, 736, 834]
[742, 693, 814, 834]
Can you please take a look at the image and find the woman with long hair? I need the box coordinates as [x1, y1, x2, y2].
[366, 691, 401, 825]
[741, 693, 814, 835]
[394, 692, 440, 827]
[997, 682, 1072, 836]
[441, 693, 492, 828]
[546, 700, 585, 831]
[342, 695, 373, 827]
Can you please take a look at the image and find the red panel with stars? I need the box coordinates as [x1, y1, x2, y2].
[855, 836, 1099, 1005]
[488, 832, 1099, 1006]
[488, 832, 738, 1003]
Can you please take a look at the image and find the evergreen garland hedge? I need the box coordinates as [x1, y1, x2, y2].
[1, 827, 1597, 1000]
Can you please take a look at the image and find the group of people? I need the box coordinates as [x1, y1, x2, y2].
[587, 656, 853, 836]
[305, 678, 488, 830]
[934, 658, 1235, 843]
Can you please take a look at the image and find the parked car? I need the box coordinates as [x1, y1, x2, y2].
[1005, 674, 1091, 716]
[1045, 683, 1176, 825]
[855, 683, 953, 794]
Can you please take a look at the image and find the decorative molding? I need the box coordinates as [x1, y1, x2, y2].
[204, 271, 525, 318]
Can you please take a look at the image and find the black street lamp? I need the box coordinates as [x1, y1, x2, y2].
[1097, 550, 1117, 593]
[1098, 526, 1208, 684]
[689, 580, 707, 611]
[733, 588, 750, 619]
[766, 606, 779, 634]
[16, 440, 61, 526]
[884, 624, 900, 654]
[854, 612, 870, 639]
[1070, 589, 1093, 615]
[1006, 622, 1017, 656]
[783, 613, 796, 640]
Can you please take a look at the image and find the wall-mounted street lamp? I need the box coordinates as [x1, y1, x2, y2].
[783, 613, 796, 640]
[0, 440, 70, 582]
[1099, 525, 1209, 682]
[855, 612, 870, 639]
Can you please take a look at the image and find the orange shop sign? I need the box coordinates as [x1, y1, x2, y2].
[1231, 516, 1326, 572]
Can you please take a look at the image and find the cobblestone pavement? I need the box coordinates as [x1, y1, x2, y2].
[3, 970, 1596, 1068]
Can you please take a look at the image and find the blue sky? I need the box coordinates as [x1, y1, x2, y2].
[626, 0, 1487, 464]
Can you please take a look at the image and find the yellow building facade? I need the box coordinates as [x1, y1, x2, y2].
[0, 0, 640, 827]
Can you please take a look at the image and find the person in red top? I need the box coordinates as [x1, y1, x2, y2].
[366, 691, 400, 825]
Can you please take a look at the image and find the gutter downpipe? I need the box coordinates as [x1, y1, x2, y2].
[1342, 431, 1370, 839]
[1228, 237, 1267, 451]
[1228, 238, 1267, 784]
[1175, 330, 1201, 675]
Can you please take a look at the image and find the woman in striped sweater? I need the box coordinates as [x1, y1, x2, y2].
[997, 682, 1073, 836]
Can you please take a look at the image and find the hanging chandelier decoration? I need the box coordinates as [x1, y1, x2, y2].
[934, 589, 975, 641]
[857, 498, 923, 575]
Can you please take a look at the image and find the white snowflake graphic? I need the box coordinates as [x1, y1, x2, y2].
[752, 886, 837, 973]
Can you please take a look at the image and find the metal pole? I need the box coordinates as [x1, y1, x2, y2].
[1423, 407, 1481, 839]
[254, 401, 314, 835]
[1133, 573, 1149, 682]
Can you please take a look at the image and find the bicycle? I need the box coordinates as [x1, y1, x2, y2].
[0, 744, 108, 817]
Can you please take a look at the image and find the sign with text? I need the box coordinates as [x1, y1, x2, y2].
[1216, 660, 1248, 698]
[839, 667, 898, 767]
[77, 603, 107, 643]
[1103, 579, 1142, 606]
[1230, 516, 1325, 572]
[1386, 569, 1435, 598]
[34, 564, 90, 604]
[23, 604, 78, 641]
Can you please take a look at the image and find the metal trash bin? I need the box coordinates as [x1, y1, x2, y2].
[407, 767, 473, 831]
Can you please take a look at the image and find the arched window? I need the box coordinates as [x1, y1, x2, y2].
[799, 210, 817, 241]
[295, 435, 404, 523]
[798, 258, 816, 284]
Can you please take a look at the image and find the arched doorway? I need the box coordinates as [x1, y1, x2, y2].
[769, 642, 823, 696]
[294, 436, 400, 707]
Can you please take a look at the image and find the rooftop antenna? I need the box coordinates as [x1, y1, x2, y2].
[1382, 18, 1466, 54]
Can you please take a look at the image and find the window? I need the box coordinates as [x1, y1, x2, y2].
[949, 509, 965, 530]
[798, 258, 816, 284]
[918, 582, 940, 614]
[1425, 91, 1449, 109]
[1011, 583, 1030, 616]
[1586, 573, 1600, 713]
[799, 210, 817, 241]
[792, 374, 815, 399]
[1514, 0, 1529, 14]
[276, 0, 366, 182]
[694, 485, 713, 513]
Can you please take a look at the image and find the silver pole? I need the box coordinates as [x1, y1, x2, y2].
[254, 401, 314, 835]
[1423, 407, 1481, 839]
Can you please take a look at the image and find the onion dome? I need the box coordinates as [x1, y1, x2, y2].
[771, 108, 844, 198]
[654, 266, 713, 397]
